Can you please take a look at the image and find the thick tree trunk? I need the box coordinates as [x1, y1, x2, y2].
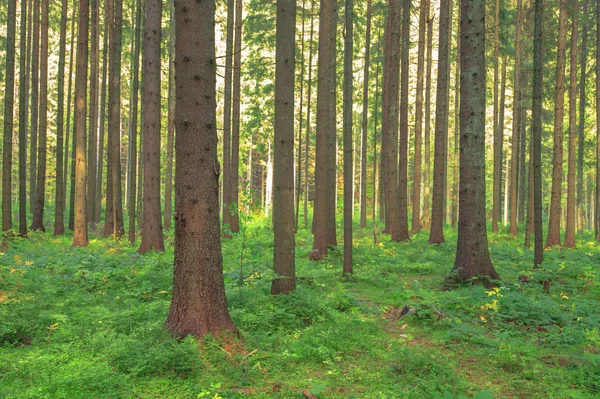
[31, 0, 49, 231]
[452, 0, 499, 284]
[492, 0, 501, 232]
[343, 0, 353, 274]
[72, 0, 90, 247]
[310, 0, 336, 260]
[547, 0, 567, 247]
[429, 0, 451, 244]
[18, 0, 29, 236]
[222, 0, 234, 235]
[398, 0, 410, 240]
[565, 6, 578, 248]
[577, 0, 587, 233]
[54, 0, 68, 236]
[165, 0, 237, 338]
[29, 0, 40, 216]
[272, 0, 297, 293]
[360, 0, 372, 229]
[2, 0, 16, 231]
[138, 0, 165, 253]
[164, 2, 175, 231]
[230, 0, 243, 234]
[532, 0, 544, 265]
[422, 10, 433, 229]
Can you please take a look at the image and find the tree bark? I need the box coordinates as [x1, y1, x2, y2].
[54, 0, 68, 236]
[429, 0, 451, 244]
[547, 0, 567, 247]
[295, 0, 306, 232]
[230, 0, 243, 234]
[164, 2, 175, 231]
[492, 0, 501, 232]
[64, 4, 76, 218]
[532, 0, 544, 265]
[360, 0, 372, 229]
[596, 0, 600, 241]
[272, 0, 297, 293]
[72, 0, 90, 247]
[95, 0, 109, 224]
[565, 4, 578, 248]
[577, 0, 587, 233]
[398, 0, 410, 240]
[165, 0, 237, 338]
[2, 0, 16, 231]
[18, 0, 28, 236]
[222, 0, 234, 235]
[304, 0, 316, 228]
[450, 5, 460, 231]
[87, 0, 100, 229]
[29, 0, 40, 216]
[422, 9, 433, 229]
[343, 0, 353, 274]
[138, 0, 165, 253]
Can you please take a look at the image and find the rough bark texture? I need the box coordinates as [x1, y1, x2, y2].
[311, 0, 336, 260]
[295, 0, 305, 232]
[547, 0, 567, 247]
[509, 0, 523, 237]
[577, 0, 587, 233]
[164, 2, 175, 231]
[31, 0, 49, 231]
[230, 0, 243, 234]
[452, 0, 499, 284]
[565, 5, 578, 248]
[87, 0, 99, 229]
[29, 0, 40, 216]
[429, 0, 451, 244]
[532, 0, 544, 265]
[222, 0, 234, 234]
[422, 10, 433, 229]
[272, 0, 297, 293]
[2, 0, 16, 231]
[72, 0, 89, 247]
[165, 0, 237, 338]
[492, 0, 501, 232]
[18, 0, 29, 236]
[343, 0, 353, 274]
[54, 0, 68, 236]
[398, 0, 410, 241]
[65, 3, 76, 218]
[138, 0, 165, 253]
[360, 0, 372, 229]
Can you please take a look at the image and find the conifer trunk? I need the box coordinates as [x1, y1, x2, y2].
[565, 5, 578, 247]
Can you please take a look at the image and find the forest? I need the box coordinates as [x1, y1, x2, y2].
[1, 0, 600, 397]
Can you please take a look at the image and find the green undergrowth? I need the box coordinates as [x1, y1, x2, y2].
[1, 217, 600, 398]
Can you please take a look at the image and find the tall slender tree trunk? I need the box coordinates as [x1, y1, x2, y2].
[310, 0, 336, 260]
[54, 0, 68, 235]
[509, 0, 523, 237]
[128, 0, 142, 243]
[295, 0, 306, 232]
[29, 0, 40, 216]
[372, 22, 382, 224]
[547, 0, 567, 247]
[95, 0, 109, 224]
[532, 0, 544, 265]
[492, 0, 501, 232]
[596, 0, 600, 240]
[451, 5, 460, 231]
[577, 0, 588, 233]
[412, 0, 428, 233]
[422, 10, 433, 229]
[565, 5, 578, 247]
[525, 118, 534, 247]
[499, 56, 507, 224]
[164, 2, 175, 231]
[230, 0, 243, 234]
[398, 0, 410, 240]
[452, 0, 499, 284]
[2, 0, 16, 231]
[165, 0, 237, 338]
[138, 0, 165, 253]
[222, 0, 234, 234]
[429, 0, 451, 244]
[18, 0, 29, 236]
[64, 2, 76, 217]
[31, 0, 49, 231]
[87, 0, 100, 229]
[343, 0, 354, 274]
[72, 0, 90, 247]
[103, 0, 115, 236]
[304, 0, 315, 228]
[359, 0, 372, 229]
[272, 0, 297, 293]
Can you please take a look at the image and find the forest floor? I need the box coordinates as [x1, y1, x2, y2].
[1, 216, 600, 398]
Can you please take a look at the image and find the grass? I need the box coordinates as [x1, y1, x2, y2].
[1, 216, 600, 398]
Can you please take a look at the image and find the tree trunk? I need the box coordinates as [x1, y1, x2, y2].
[222, 0, 234, 235]
[565, 5, 578, 247]
[304, 0, 315, 228]
[31, 0, 49, 231]
[18, 0, 28, 236]
[295, 0, 306, 232]
[525, 118, 534, 248]
[452, 0, 499, 284]
[272, 0, 297, 293]
[54, 0, 68, 236]
[450, 5, 460, 231]
[596, 0, 600, 240]
[398, 0, 410, 240]
[546, 0, 567, 247]
[577, 0, 587, 233]
[532, 0, 544, 265]
[2, 0, 16, 231]
[164, 2, 175, 231]
[165, 0, 237, 338]
[87, 0, 100, 230]
[372, 22, 382, 224]
[360, 0, 372, 229]
[29, 0, 40, 216]
[509, 0, 523, 237]
[230, 0, 243, 234]
[103, 0, 114, 236]
[64, 4, 76, 215]
[492, 0, 501, 232]
[138, 0, 165, 253]
[498, 56, 507, 225]
[429, 0, 451, 244]
[343, 0, 353, 274]
[310, 0, 336, 260]
[422, 9, 433, 229]
[95, 0, 109, 224]
[72, 0, 90, 247]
